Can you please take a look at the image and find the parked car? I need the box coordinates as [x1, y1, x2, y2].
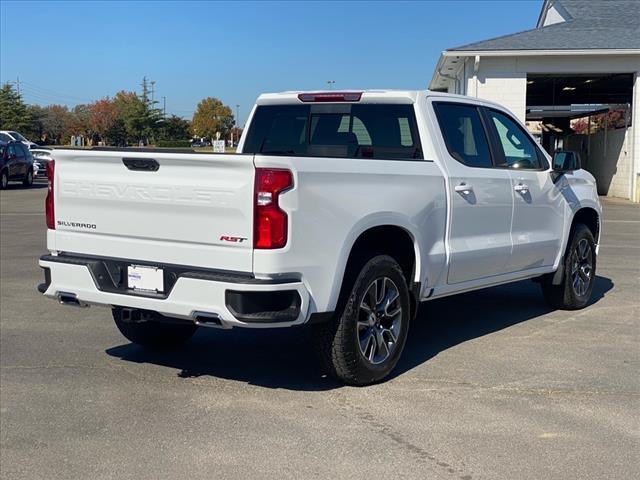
[190, 139, 211, 148]
[31, 148, 53, 177]
[37, 90, 602, 385]
[0, 130, 39, 149]
[0, 140, 35, 189]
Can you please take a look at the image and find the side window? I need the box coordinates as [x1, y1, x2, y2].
[19, 145, 30, 158]
[433, 103, 493, 168]
[487, 109, 542, 169]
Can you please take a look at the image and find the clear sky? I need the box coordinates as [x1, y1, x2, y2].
[0, 0, 541, 125]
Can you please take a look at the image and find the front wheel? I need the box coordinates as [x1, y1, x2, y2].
[541, 224, 596, 310]
[313, 255, 410, 385]
[112, 308, 197, 349]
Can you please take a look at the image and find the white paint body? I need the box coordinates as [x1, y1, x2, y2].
[40, 90, 602, 327]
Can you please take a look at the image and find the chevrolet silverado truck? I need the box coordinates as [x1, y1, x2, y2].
[38, 90, 602, 385]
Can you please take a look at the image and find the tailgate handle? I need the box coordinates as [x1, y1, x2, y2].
[122, 158, 159, 172]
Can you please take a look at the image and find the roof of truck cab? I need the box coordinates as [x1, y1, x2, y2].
[256, 90, 420, 105]
[255, 90, 510, 110]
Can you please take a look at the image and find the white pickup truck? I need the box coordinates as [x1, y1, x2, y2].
[38, 90, 602, 385]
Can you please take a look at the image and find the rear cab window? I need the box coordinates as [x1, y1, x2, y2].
[243, 104, 423, 160]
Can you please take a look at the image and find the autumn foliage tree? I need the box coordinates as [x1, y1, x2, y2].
[1, 80, 235, 146]
[191, 97, 235, 141]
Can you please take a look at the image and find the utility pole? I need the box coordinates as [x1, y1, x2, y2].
[16, 76, 20, 95]
[326, 80, 335, 90]
[141, 76, 148, 103]
[151, 80, 156, 103]
[162, 96, 166, 118]
[236, 104, 240, 128]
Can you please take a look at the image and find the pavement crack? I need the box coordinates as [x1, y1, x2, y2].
[329, 390, 473, 479]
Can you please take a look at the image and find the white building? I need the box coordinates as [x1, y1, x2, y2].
[429, 0, 640, 201]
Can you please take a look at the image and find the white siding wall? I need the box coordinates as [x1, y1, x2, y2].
[456, 57, 527, 122]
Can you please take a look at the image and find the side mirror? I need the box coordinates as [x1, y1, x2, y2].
[552, 150, 581, 173]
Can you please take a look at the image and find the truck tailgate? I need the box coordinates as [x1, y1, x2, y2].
[50, 150, 255, 272]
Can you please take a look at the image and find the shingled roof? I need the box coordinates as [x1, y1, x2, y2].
[450, 0, 640, 51]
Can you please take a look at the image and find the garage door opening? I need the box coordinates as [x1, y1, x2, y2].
[525, 73, 634, 198]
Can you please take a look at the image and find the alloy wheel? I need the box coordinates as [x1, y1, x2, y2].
[571, 238, 593, 297]
[357, 277, 403, 365]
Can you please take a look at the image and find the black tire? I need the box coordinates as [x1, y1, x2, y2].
[313, 255, 411, 386]
[541, 224, 596, 310]
[23, 168, 33, 187]
[112, 308, 197, 349]
[0, 170, 8, 190]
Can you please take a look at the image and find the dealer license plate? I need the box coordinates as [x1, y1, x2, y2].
[127, 265, 164, 293]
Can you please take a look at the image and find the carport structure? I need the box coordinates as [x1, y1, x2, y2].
[429, 0, 640, 201]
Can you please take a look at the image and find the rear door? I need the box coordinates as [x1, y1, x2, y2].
[51, 150, 256, 272]
[432, 102, 513, 284]
[483, 108, 564, 272]
[18, 144, 31, 176]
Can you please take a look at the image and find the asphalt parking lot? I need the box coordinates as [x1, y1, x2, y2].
[1, 184, 638, 480]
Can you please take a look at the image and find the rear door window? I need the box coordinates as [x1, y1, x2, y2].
[433, 102, 493, 168]
[243, 104, 422, 160]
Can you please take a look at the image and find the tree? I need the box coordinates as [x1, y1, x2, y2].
[0, 83, 32, 133]
[112, 91, 147, 144]
[157, 115, 191, 141]
[27, 105, 46, 140]
[192, 97, 235, 141]
[89, 98, 117, 138]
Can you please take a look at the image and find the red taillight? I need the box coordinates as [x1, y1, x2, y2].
[45, 160, 55, 229]
[254, 168, 293, 249]
[298, 92, 362, 103]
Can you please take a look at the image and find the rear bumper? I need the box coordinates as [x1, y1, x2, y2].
[38, 254, 310, 328]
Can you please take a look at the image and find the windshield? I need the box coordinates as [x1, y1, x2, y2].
[9, 131, 27, 142]
[243, 104, 422, 160]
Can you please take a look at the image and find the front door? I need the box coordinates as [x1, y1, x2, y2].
[432, 101, 514, 284]
[483, 108, 564, 272]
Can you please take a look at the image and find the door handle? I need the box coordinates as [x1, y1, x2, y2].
[514, 183, 529, 193]
[454, 183, 473, 195]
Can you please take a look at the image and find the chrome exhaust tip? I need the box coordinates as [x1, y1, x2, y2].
[56, 292, 89, 308]
[191, 311, 229, 329]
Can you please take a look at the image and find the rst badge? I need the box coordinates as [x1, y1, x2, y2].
[220, 235, 247, 243]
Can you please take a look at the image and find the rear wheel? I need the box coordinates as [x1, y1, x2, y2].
[0, 170, 8, 189]
[23, 168, 33, 187]
[112, 308, 197, 349]
[541, 224, 596, 310]
[313, 255, 410, 385]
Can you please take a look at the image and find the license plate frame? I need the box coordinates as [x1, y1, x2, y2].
[127, 265, 164, 293]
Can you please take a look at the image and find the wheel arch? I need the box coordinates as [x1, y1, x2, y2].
[571, 207, 600, 244]
[330, 220, 422, 318]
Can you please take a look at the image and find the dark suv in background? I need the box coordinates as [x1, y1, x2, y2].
[0, 141, 35, 189]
